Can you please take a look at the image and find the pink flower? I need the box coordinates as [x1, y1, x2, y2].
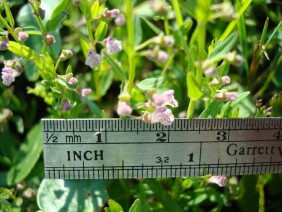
[157, 50, 169, 63]
[0, 37, 9, 50]
[204, 67, 218, 77]
[152, 90, 178, 108]
[63, 102, 72, 111]
[81, 88, 91, 97]
[105, 37, 122, 54]
[207, 176, 227, 187]
[68, 77, 78, 85]
[214, 91, 238, 101]
[1, 67, 19, 86]
[163, 36, 174, 47]
[221, 76, 231, 85]
[114, 14, 125, 26]
[102, 8, 120, 18]
[117, 101, 132, 116]
[151, 107, 174, 125]
[85, 49, 102, 69]
[18, 31, 29, 42]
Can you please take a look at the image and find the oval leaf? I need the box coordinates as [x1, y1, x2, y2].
[104, 53, 127, 82]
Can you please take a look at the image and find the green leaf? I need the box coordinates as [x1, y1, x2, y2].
[7, 123, 42, 185]
[24, 61, 39, 82]
[0, 198, 12, 212]
[95, 20, 108, 41]
[84, 98, 103, 118]
[8, 41, 34, 59]
[198, 100, 223, 118]
[37, 179, 108, 211]
[91, 0, 100, 18]
[51, 0, 71, 19]
[220, 0, 251, 40]
[134, 17, 142, 46]
[129, 199, 141, 212]
[80, 37, 90, 57]
[99, 70, 114, 97]
[219, 91, 250, 118]
[146, 179, 182, 212]
[136, 77, 164, 91]
[4, 1, 15, 27]
[108, 199, 123, 212]
[269, 92, 282, 117]
[80, 0, 92, 20]
[47, 11, 69, 32]
[208, 32, 238, 60]
[141, 18, 161, 34]
[104, 53, 127, 82]
[187, 72, 203, 100]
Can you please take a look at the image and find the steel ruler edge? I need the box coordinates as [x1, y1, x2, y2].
[41, 118, 282, 179]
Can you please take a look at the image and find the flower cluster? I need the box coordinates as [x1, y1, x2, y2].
[207, 176, 227, 187]
[201, 51, 243, 101]
[141, 90, 178, 125]
[85, 37, 122, 69]
[1, 60, 23, 86]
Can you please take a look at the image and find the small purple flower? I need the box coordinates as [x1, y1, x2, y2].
[114, 14, 125, 26]
[63, 102, 72, 111]
[1, 67, 19, 86]
[163, 36, 175, 47]
[81, 88, 91, 97]
[85, 49, 102, 69]
[102, 8, 120, 18]
[157, 50, 169, 63]
[214, 91, 238, 101]
[151, 106, 174, 125]
[207, 176, 227, 187]
[105, 37, 122, 54]
[221, 76, 231, 85]
[152, 89, 178, 108]
[0, 37, 9, 51]
[204, 67, 218, 77]
[18, 31, 29, 42]
[68, 77, 78, 85]
[117, 101, 132, 116]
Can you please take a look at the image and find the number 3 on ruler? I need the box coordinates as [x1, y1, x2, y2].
[217, 131, 227, 141]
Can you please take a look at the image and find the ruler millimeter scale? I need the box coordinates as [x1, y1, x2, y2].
[42, 118, 282, 179]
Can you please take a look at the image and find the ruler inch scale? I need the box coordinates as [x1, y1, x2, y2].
[42, 118, 282, 179]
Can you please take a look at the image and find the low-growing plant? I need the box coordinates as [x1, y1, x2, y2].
[0, 0, 281, 211]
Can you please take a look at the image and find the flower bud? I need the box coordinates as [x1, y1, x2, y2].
[157, 50, 169, 63]
[63, 102, 72, 111]
[18, 31, 29, 42]
[72, 0, 82, 7]
[105, 37, 122, 54]
[59, 49, 73, 61]
[114, 14, 126, 26]
[68, 77, 78, 85]
[224, 51, 243, 66]
[102, 8, 120, 18]
[81, 88, 91, 97]
[0, 37, 9, 51]
[204, 67, 218, 77]
[117, 101, 132, 116]
[118, 91, 131, 102]
[207, 176, 227, 187]
[43, 34, 56, 46]
[85, 49, 102, 69]
[214, 91, 238, 101]
[221, 76, 231, 85]
[64, 73, 73, 81]
[163, 36, 174, 47]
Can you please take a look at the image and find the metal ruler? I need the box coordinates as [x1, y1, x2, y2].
[41, 118, 282, 179]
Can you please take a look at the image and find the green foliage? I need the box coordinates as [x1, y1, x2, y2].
[0, 0, 281, 211]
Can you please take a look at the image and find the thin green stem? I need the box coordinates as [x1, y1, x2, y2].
[0, 14, 19, 42]
[135, 39, 153, 52]
[125, 0, 135, 91]
[29, 2, 47, 36]
[186, 100, 196, 118]
[258, 175, 265, 212]
[171, 0, 184, 27]
[94, 70, 101, 100]
[164, 17, 170, 35]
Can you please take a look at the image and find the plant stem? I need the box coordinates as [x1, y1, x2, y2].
[125, 0, 135, 91]
[28, 1, 47, 36]
[186, 100, 196, 118]
[171, 0, 184, 27]
[0, 14, 19, 42]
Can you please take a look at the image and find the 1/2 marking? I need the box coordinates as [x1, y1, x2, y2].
[46, 133, 58, 143]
